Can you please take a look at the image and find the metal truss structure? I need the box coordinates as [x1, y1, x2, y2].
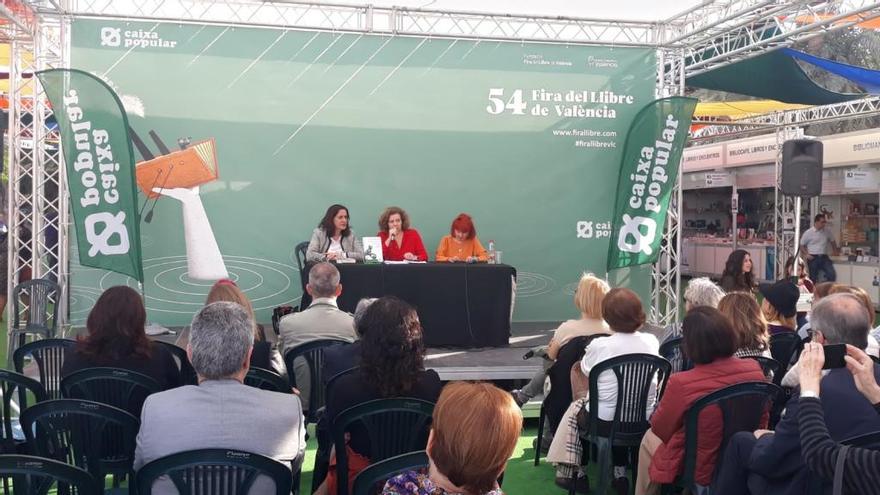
[3, 2, 67, 361]
[2, 0, 879, 345]
[652, 47, 686, 327]
[666, 0, 880, 77]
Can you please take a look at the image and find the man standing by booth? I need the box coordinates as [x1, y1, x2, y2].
[800, 213, 838, 283]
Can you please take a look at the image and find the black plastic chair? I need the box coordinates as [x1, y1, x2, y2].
[8, 279, 61, 362]
[284, 339, 350, 422]
[352, 451, 429, 495]
[295, 241, 310, 297]
[770, 332, 802, 370]
[744, 355, 783, 385]
[659, 336, 692, 373]
[245, 367, 293, 394]
[534, 333, 609, 466]
[135, 448, 293, 495]
[661, 381, 781, 495]
[332, 398, 435, 495]
[153, 340, 198, 386]
[0, 369, 47, 454]
[22, 398, 140, 485]
[13, 338, 76, 400]
[0, 454, 102, 495]
[576, 353, 672, 495]
[61, 367, 162, 418]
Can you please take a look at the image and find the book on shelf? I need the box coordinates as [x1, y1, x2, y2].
[135, 139, 218, 199]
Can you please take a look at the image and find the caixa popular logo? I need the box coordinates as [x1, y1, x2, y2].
[100, 27, 178, 49]
[576, 220, 612, 239]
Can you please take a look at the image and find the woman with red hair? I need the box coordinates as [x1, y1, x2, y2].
[435, 213, 488, 263]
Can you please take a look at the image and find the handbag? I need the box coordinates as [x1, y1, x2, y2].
[832, 444, 851, 495]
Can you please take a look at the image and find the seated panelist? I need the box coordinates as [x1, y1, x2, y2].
[435, 213, 488, 263]
[306, 204, 364, 262]
[378, 206, 428, 261]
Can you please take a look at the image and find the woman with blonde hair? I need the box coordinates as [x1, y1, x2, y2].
[511, 273, 611, 406]
[383, 381, 523, 495]
[204, 279, 287, 377]
[758, 280, 799, 335]
[718, 292, 771, 358]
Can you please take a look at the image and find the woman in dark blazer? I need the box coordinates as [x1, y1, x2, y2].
[317, 296, 442, 495]
[62, 286, 180, 390]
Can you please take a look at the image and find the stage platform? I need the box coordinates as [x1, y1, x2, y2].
[424, 321, 555, 381]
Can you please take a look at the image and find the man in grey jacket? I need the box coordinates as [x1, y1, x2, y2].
[280, 262, 357, 411]
[134, 302, 306, 494]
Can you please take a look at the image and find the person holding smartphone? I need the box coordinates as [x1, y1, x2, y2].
[796, 343, 880, 494]
[714, 293, 880, 495]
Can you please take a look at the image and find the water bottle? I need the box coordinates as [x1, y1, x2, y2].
[488, 240, 496, 264]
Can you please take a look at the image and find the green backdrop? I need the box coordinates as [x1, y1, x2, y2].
[68, 19, 657, 326]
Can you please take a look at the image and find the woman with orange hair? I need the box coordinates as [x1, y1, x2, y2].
[383, 381, 523, 495]
[435, 213, 488, 263]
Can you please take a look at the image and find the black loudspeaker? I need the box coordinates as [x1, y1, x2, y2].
[781, 139, 823, 197]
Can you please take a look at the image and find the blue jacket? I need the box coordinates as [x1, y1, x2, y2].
[747, 366, 880, 495]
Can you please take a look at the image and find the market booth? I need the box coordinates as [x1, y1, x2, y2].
[683, 129, 880, 303]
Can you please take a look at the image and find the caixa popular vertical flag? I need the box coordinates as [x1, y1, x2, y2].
[37, 68, 144, 282]
[607, 97, 697, 271]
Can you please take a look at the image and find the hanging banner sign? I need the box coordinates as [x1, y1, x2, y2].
[607, 96, 698, 270]
[37, 68, 144, 282]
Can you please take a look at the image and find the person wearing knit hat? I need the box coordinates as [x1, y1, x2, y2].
[758, 280, 800, 335]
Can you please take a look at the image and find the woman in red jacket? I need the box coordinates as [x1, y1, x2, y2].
[378, 206, 428, 261]
[634, 306, 767, 495]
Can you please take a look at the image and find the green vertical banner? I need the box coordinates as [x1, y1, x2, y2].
[607, 97, 698, 270]
[37, 68, 144, 282]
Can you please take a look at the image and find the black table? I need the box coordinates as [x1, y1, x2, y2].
[300, 263, 516, 348]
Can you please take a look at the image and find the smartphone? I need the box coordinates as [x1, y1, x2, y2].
[822, 344, 847, 370]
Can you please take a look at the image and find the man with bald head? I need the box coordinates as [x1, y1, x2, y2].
[279, 262, 356, 410]
[715, 293, 880, 495]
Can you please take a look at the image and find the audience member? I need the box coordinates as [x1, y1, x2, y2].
[512, 273, 611, 406]
[383, 382, 523, 495]
[205, 279, 286, 378]
[660, 277, 724, 371]
[279, 262, 357, 410]
[134, 302, 306, 493]
[796, 343, 880, 494]
[714, 294, 880, 495]
[828, 285, 880, 357]
[718, 292, 771, 358]
[785, 256, 814, 328]
[322, 297, 377, 384]
[719, 249, 756, 293]
[317, 296, 442, 495]
[635, 307, 765, 495]
[547, 288, 660, 493]
[758, 280, 799, 335]
[62, 286, 180, 390]
[797, 281, 835, 340]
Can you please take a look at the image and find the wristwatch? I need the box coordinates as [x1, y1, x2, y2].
[800, 390, 820, 399]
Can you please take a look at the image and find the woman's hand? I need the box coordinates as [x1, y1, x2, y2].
[325, 252, 339, 261]
[403, 252, 417, 261]
[799, 342, 825, 396]
[845, 344, 880, 404]
[449, 256, 461, 263]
